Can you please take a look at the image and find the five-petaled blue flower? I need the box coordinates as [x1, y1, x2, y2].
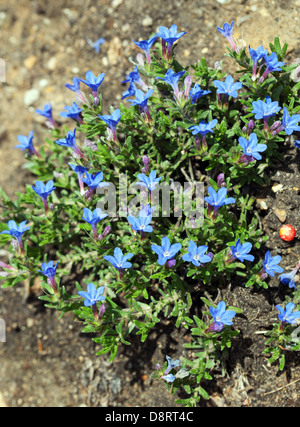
[279, 263, 300, 290]
[156, 24, 187, 59]
[126, 88, 154, 109]
[132, 36, 157, 65]
[69, 164, 89, 195]
[1, 220, 30, 243]
[121, 81, 137, 100]
[87, 37, 105, 53]
[36, 103, 57, 128]
[60, 102, 83, 122]
[204, 186, 235, 218]
[262, 251, 283, 277]
[82, 207, 108, 239]
[189, 119, 218, 137]
[98, 109, 122, 143]
[151, 236, 182, 266]
[127, 205, 153, 234]
[56, 128, 86, 159]
[281, 107, 300, 135]
[126, 89, 154, 122]
[216, 21, 238, 52]
[104, 247, 134, 273]
[189, 83, 211, 104]
[39, 260, 59, 280]
[238, 133, 267, 161]
[80, 71, 105, 95]
[65, 77, 81, 93]
[249, 45, 268, 81]
[122, 65, 148, 90]
[15, 130, 40, 158]
[276, 302, 300, 326]
[259, 52, 285, 82]
[230, 238, 254, 263]
[78, 282, 105, 307]
[32, 180, 56, 213]
[82, 171, 109, 191]
[207, 301, 236, 332]
[156, 69, 186, 100]
[251, 96, 281, 121]
[213, 75, 243, 99]
[35, 103, 53, 119]
[182, 241, 212, 267]
[136, 170, 162, 193]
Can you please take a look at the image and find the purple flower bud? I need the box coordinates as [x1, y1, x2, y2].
[103, 225, 111, 237]
[142, 155, 150, 172]
[247, 119, 255, 134]
[184, 75, 193, 99]
[217, 173, 225, 188]
[166, 258, 176, 268]
[98, 303, 106, 319]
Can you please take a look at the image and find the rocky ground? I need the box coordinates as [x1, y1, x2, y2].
[0, 0, 300, 407]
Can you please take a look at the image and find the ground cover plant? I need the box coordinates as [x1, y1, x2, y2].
[1, 20, 300, 407]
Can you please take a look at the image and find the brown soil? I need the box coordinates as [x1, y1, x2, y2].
[0, 0, 300, 407]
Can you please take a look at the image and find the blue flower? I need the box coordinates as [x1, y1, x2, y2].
[182, 241, 212, 267]
[69, 164, 89, 195]
[60, 102, 83, 122]
[82, 171, 109, 191]
[282, 107, 300, 135]
[126, 88, 154, 109]
[249, 45, 268, 63]
[1, 220, 30, 254]
[136, 170, 162, 193]
[230, 238, 254, 262]
[15, 130, 40, 158]
[279, 265, 299, 290]
[151, 236, 182, 266]
[126, 89, 154, 122]
[249, 45, 268, 80]
[104, 247, 134, 271]
[35, 103, 53, 119]
[65, 77, 81, 93]
[36, 103, 57, 128]
[121, 82, 137, 100]
[78, 283, 105, 307]
[238, 133, 267, 161]
[161, 355, 182, 382]
[204, 186, 235, 218]
[276, 302, 300, 326]
[127, 205, 153, 234]
[87, 37, 105, 53]
[189, 83, 211, 104]
[264, 51, 285, 73]
[82, 207, 108, 238]
[189, 119, 218, 137]
[32, 180, 56, 204]
[156, 24, 187, 59]
[132, 36, 157, 65]
[98, 109, 122, 143]
[262, 251, 283, 277]
[295, 140, 300, 148]
[259, 52, 285, 82]
[216, 21, 238, 52]
[251, 96, 281, 121]
[39, 261, 59, 280]
[80, 71, 105, 95]
[56, 128, 86, 159]
[207, 301, 236, 332]
[1, 220, 30, 241]
[122, 66, 148, 90]
[156, 69, 186, 99]
[213, 75, 243, 99]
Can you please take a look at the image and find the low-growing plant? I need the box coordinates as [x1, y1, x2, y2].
[1, 20, 300, 406]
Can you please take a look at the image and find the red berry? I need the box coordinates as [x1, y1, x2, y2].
[279, 225, 296, 242]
